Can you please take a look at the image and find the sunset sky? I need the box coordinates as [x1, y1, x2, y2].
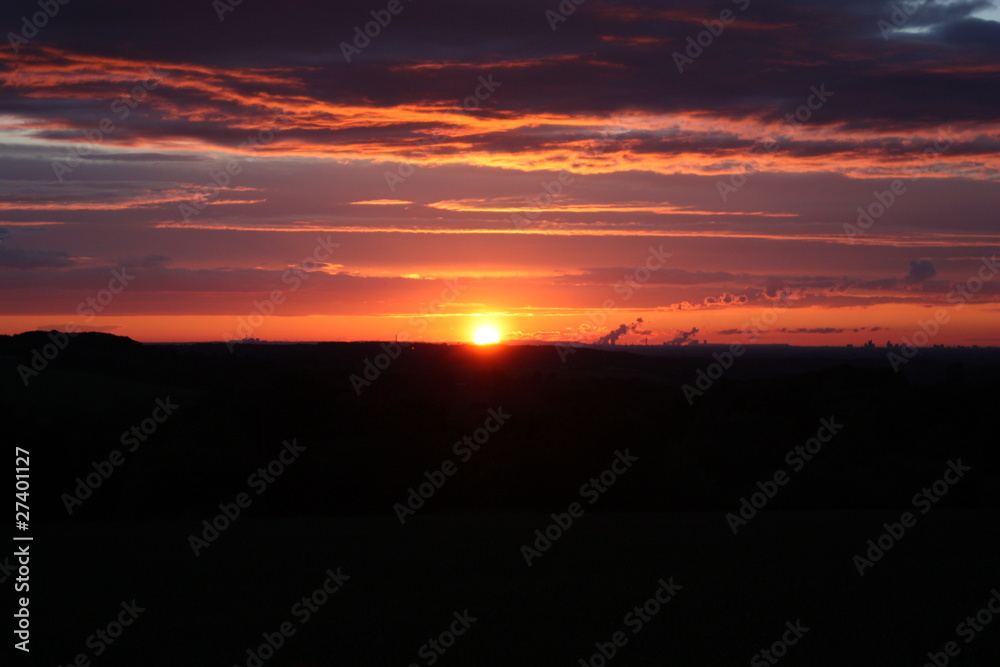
[1, 0, 998, 345]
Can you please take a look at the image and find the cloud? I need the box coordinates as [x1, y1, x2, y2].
[565, 267, 740, 286]
[764, 277, 786, 298]
[776, 326, 886, 334]
[703, 293, 749, 306]
[138, 254, 171, 268]
[4, 6, 1000, 183]
[905, 259, 938, 284]
[840, 260, 942, 292]
[0, 247, 74, 269]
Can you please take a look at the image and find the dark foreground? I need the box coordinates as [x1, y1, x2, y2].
[3, 333, 1000, 665]
[31, 512, 1000, 665]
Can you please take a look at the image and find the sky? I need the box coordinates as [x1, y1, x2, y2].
[1, 0, 998, 345]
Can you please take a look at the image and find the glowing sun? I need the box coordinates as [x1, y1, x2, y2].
[473, 325, 501, 345]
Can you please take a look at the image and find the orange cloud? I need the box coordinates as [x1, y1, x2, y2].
[5, 46, 1000, 181]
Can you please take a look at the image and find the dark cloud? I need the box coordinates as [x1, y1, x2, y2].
[777, 326, 883, 334]
[779, 328, 846, 334]
[764, 277, 787, 298]
[906, 259, 937, 284]
[841, 260, 940, 292]
[0, 247, 74, 269]
[138, 254, 171, 268]
[3, 0, 999, 137]
[567, 268, 739, 285]
[703, 293, 749, 306]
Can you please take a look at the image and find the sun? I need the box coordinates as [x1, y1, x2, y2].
[473, 325, 501, 345]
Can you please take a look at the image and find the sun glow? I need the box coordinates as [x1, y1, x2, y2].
[473, 325, 501, 345]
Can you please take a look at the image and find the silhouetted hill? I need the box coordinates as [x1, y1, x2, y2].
[0, 329, 143, 352]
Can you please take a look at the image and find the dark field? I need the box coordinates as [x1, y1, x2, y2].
[4, 332, 1000, 665]
[30, 512, 1000, 665]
